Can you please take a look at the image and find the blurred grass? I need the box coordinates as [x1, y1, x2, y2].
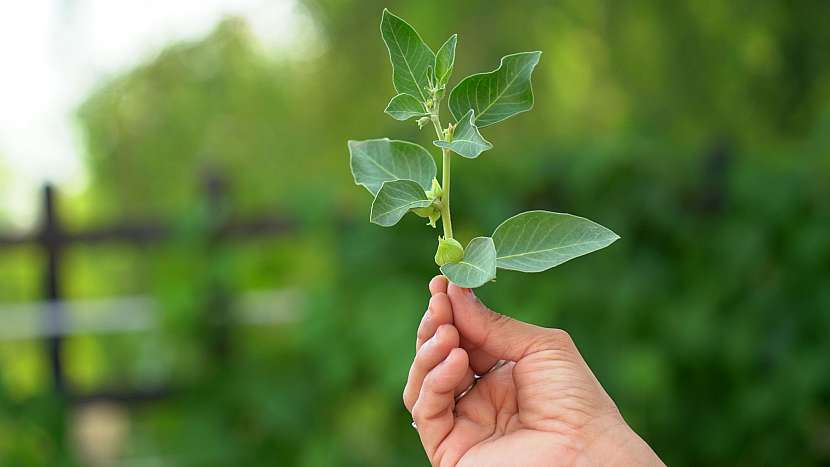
[1, 0, 830, 465]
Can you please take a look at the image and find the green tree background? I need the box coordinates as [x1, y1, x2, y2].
[1, 1, 830, 465]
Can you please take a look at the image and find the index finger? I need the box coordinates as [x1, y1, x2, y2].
[429, 275, 448, 295]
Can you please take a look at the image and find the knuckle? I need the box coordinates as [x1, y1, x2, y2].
[417, 317, 434, 340]
[544, 328, 575, 351]
[549, 327, 574, 344]
[422, 370, 436, 388]
[422, 369, 444, 392]
[428, 292, 448, 310]
[435, 323, 457, 342]
[411, 399, 425, 422]
[402, 388, 412, 410]
[416, 324, 431, 343]
[519, 327, 576, 358]
[436, 323, 453, 334]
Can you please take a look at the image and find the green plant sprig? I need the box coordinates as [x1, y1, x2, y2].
[347, 9, 619, 288]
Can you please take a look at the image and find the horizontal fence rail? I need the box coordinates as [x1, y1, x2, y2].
[0, 217, 295, 247]
[0, 288, 302, 340]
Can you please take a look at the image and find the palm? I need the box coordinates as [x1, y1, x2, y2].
[441, 352, 615, 467]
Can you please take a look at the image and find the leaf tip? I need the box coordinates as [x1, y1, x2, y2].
[604, 226, 621, 243]
[381, 8, 404, 23]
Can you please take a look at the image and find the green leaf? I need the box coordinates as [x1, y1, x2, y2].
[492, 210, 619, 273]
[384, 94, 428, 121]
[448, 51, 542, 128]
[433, 110, 492, 158]
[370, 180, 432, 227]
[380, 9, 435, 103]
[440, 237, 497, 288]
[435, 34, 457, 85]
[348, 138, 436, 195]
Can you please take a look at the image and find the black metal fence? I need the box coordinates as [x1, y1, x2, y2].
[0, 176, 294, 404]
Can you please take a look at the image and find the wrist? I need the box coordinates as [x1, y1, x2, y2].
[577, 421, 664, 467]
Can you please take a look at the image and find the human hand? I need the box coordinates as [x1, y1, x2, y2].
[403, 276, 664, 467]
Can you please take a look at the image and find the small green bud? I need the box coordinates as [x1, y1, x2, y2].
[412, 205, 440, 228]
[417, 116, 431, 129]
[444, 122, 456, 141]
[426, 211, 440, 228]
[434, 236, 464, 266]
[425, 178, 442, 200]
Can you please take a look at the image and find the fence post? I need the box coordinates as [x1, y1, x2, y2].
[203, 173, 232, 362]
[41, 184, 67, 393]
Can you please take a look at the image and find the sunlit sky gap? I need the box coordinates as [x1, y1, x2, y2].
[0, 0, 318, 227]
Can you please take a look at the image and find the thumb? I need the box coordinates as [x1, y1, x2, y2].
[446, 283, 575, 362]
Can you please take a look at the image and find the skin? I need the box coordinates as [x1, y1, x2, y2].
[404, 276, 665, 467]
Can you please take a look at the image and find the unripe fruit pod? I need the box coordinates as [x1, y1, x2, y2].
[434, 237, 464, 266]
[412, 205, 441, 227]
[412, 206, 437, 218]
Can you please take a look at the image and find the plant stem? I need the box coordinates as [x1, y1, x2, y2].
[440, 147, 453, 239]
[430, 113, 453, 240]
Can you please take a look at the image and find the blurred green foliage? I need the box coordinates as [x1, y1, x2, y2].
[0, 158, 11, 233]
[1, 0, 830, 465]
